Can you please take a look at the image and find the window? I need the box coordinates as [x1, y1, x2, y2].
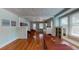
[54, 19, 59, 27]
[61, 17, 68, 26]
[60, 11, 79, 37]
[70, 12, 79, 36]
[33, 23, 36, 30]
[60, 17, 68, 36]
[39, 23, 43, 29]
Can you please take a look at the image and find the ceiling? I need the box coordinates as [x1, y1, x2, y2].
[4, 8, 64, 21]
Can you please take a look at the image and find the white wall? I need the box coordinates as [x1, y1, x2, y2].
[0, 9, 30, 48]
[46, 19, 54, 35]
[17, 17, 30, 39]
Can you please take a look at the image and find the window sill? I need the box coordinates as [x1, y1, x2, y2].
[62, 36, 79, 49]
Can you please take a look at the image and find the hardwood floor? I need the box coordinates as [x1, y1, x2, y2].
[44, 35, 73, 50]
[0, 38, 73, 50]
[0, 38, 44, 50]
[0, 30, 73, 50]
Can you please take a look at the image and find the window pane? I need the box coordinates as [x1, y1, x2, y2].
[61, 17, 68, 26]
[71, 12, 79, 36]
[71, 26, 79, 36]
[54, 19, 59, 27]
[39, 23, 43, 29]
[60, 17, 68, 36]
[33, 23, 36, 30]
[71, 12, 79, 24]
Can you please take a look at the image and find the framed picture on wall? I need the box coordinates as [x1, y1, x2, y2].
[47, 25, 51, 27]
[11, 21, 16, 26]
[1, 19, 10, 26]
[20, 22, 28, 26]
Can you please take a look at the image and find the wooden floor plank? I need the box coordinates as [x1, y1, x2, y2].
[0, 34, 73, 50]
